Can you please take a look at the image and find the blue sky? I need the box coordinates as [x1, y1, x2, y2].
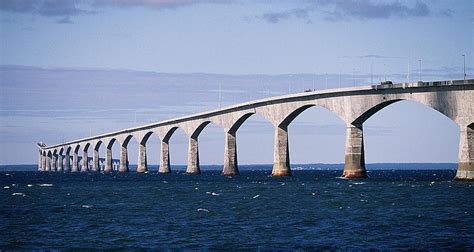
[0, 0, 473, 165]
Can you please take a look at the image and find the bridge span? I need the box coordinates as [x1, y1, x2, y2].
[38, 80, 474, 180]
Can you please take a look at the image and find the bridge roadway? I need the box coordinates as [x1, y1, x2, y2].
[38, 79, 474, 180]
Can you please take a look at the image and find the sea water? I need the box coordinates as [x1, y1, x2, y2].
[0, 164, 473, 250]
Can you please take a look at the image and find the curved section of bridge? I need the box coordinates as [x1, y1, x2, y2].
[38, 80, 474, 180]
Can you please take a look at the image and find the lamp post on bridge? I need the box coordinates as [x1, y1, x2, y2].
[418, 59, 422, 81]
[463, 54, 466, 81]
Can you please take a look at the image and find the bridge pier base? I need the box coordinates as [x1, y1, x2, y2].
[342, 124, 368, 178]
[456, 124, 474, 180]
[81, 151, 88, 172]
[222, 131, 239, 176]
[272, 126, 292, 176]
[119, 146, 129, 172]
[92, 150, 100, 172]
[159, 140, 171, 173]
[186, 137, 201, 174]
[72, 152, 79, 172]
[64, 153, 70, 172]
[104, 148, 112, 173]
[57, 155, 63, 172]
[137, 144, 148, 173]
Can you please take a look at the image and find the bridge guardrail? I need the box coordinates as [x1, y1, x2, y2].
[372, 79, 473, 90]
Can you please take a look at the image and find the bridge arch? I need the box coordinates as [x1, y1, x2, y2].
[74, 144, 80, 155]
[192, 121, 225, 171]
[362, 99, 460, 167]
[351, 98, 458, 126]
[116, 134, 139, 172]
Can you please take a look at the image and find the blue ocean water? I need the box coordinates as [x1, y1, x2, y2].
[0, 164, 473, 250]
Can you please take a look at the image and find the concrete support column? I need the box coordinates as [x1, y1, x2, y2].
[42, 154, 46, 171]
[456, 124, 474, 180]
[186, 137, 200, 174]
[92, 149, 100, 172]
[72, 152, 79, 172]
[272, 126, 291, 176]
[104, 148, 112, 173]
[38, 151, 43, 171]
[45, 155, 51, 171]
[137, 143, 148, 173]
[119, 146, 129, 172]
[51, 155, 57, 172]
[81, 151, 88, 172]
[64, 153, 70, 172]
[159, 140, 171, 173]
[57, 155, 63, 172]
[342, 124, 368, 178]
[222, 131, 239, 176]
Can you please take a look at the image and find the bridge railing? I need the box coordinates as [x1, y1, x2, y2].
[372, 79, 474, 90]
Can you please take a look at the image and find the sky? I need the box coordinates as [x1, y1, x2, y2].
[0, 0, 473, 166]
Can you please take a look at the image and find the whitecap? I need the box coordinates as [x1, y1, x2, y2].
[194, 187, 199, 190]
[281, 183, 285, 186]
[82, 205, 93, 208]
[38, 184, 53, 187]
[197, 208, 209, 212]
[3, 186, 10, 189]
[27, 184, 33, 187]
[211, 192, 220, 196]
[206, 191, 211, 194]
[252, 194, 260, 199]
[353, 182, 366, 185]
[12, 193, 26, 197]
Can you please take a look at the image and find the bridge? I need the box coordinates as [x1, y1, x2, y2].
[38, 79, 474, 180]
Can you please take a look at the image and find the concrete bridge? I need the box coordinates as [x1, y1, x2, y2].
[38, 79, 474, 180]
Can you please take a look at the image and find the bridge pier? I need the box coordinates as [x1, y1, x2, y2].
[137, 143, 148, 173]
[45, 155, 51, 171]
[104, 148, 113, 173]
[222, 130, 239, 176]
[272, 126, 291, 176]
[159, 140, 171, 173]
[57, 155, 63, 172]
[186, 137, 200, 174]
[72, 152, 79, 172]
[38, 151, 43, 171]
[456, 124, 474, 180]
[64, 153, 70, 172]
[119, 146, 129, 172]
[51, 154, 57, 172]
[342, 124, 368, 178]
[92, 149, 100, 172]
[81, 150, 88, 172]
[42, 153, 46, 171]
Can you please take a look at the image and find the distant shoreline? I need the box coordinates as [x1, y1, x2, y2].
[0, 163, 457, 171]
